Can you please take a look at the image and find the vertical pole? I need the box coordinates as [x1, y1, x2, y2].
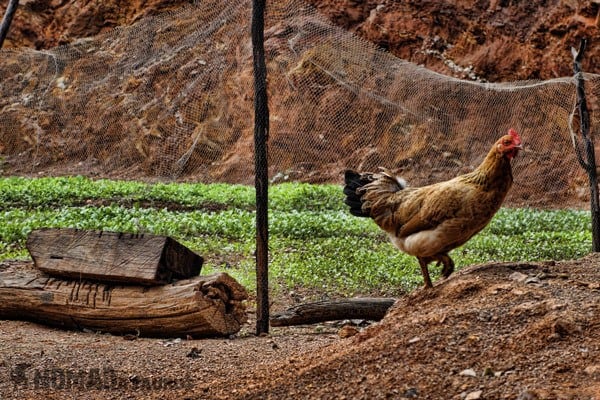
[252, 0, 270, 335]
[572, 38, 600, 252]
[0, 0, 19, 49]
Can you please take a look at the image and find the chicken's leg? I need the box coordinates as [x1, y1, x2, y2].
[438, 253, 455, 278]
[417, 257, 433, 288]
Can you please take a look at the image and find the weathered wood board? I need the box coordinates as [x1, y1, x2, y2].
[0, 262, 248, 338]
[26, 228, 203, 285]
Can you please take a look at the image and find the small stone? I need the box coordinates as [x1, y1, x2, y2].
[161, 338, 182, 347]
[465, 390, 482, 400]
[584, 364, 600, 375]
[403, 387, 418, 398]
[408, 336, 421, 344]
[186, 347, 202, 358]
[517, 390, 539, 400]
[459, 368, 477, 377]
[338, 325, 359, 338]
[589, 282, 600, 290]
[509, 271, 528, 282]
[268, 340, 280, 350]
[525, 276, 541, 285]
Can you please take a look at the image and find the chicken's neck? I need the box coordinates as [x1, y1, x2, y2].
[462, 150, 513, 192]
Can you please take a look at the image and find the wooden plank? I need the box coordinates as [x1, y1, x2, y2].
[270, 298, 396, 327]
[26, 228, 203, 285]
[0, 261, 247, 338]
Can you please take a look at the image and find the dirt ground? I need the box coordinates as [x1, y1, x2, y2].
[2, 254, 600, 399]
[2, 1, 600, 399]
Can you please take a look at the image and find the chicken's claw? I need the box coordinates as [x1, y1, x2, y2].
[439, 254, 455, 279]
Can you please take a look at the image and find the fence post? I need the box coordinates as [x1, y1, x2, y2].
[252, 0, 270, 335]
[0, 0, 19, 48]
[571, 38, 600, 252]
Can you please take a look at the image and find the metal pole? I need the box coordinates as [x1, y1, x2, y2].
[572, 38, 600, 252]
[251, 0, 270, 335]
[0, 0, 19, 49]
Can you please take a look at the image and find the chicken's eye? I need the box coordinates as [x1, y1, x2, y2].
[503, 140, 511, 146]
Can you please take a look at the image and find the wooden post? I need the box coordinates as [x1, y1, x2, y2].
[0, 0, 18, 49]
[252, 0, 270, 335]
[571, 39, 600, 252]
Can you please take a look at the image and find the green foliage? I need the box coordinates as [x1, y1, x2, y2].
[0, 177, 593, 294]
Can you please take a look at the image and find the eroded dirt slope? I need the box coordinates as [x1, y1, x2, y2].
[4, 0, 600, 81]
[306, 0, 600, 81]
[203, 256, 600, 400]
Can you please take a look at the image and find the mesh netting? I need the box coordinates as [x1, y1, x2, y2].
[0, 0, 598, 208]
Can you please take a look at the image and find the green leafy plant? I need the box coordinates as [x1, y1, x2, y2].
[0, 177, 592, 294]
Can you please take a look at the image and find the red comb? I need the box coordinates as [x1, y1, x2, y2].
[508, 128, 521, 144]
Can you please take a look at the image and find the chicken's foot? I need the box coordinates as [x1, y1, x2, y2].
[417, 257, 433, 288]
[438, 253, 455, 278]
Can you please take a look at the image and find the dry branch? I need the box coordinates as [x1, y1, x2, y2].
[270, 298, 396, 327]
[0, 262, 247, 338]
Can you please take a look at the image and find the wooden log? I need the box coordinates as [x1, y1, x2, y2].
[0, 261, 247, 338]
[26, 228, 203, 285]
[269, 298, 396, 327]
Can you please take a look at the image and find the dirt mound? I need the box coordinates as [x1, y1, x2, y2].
[2, 257, 600, 399]
[195, 255, 600, 399]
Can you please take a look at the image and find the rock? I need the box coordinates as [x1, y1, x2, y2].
[459, 368, 477, 377]
[584, 364, 600, 375]
[465, 390, 482, 400]
[517, 390, 539, 400]
[525, 276, 541, 285]
[589, 282, 600, 290]
[338, 325, 359, 338]
[509, 271, 529, 282]
[186, 347, 202, 358]
[407, 336, 421, 344]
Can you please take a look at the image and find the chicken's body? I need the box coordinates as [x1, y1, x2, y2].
[344, 129, 522, 288]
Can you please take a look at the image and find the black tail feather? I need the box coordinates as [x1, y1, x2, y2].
[343, 170, 373, 217]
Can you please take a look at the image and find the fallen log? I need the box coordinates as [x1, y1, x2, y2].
[26, 228, 203, 285]
[0, 262, 247, 338]
[270, 298, 396, 327]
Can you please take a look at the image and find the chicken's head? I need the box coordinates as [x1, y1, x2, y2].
[495, 128, 522, 160]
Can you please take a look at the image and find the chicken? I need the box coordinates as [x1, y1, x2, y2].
[343, 129, 522, 288]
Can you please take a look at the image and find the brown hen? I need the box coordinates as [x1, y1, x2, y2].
[344, 129, 522, 288]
